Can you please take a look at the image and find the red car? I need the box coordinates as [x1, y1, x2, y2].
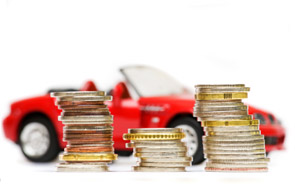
[2, 66, 285, 164]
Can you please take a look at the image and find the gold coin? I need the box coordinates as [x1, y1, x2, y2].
[201, 119, 259, 127]
[60, 153, 117, 161]
[195, 92, 248, 100]
[123, 133, 185, 140]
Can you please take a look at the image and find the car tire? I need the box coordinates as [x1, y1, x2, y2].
[168, 116, 205, 165]
[19, 115, 60, 162]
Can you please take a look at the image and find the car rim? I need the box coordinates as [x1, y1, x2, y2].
[175, 124, 198, 156]
[20, 122, 50, 158]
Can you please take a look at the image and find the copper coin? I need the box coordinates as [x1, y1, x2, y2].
[64, 129, 113, 134]
[65, 146, 114, 153]
[62, 112, 110, 116]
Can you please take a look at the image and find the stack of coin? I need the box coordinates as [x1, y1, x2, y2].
[123, 128, 192, 172]
[193, 84, 269, 172]
[51, 91, 117, 171]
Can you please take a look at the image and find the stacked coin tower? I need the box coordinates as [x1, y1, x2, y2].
[51, 91, 117, 171]
[193, 84, 269, 172]
[123, 128, 192, 172]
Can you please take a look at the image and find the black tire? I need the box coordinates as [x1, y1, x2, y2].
[168, 116, 205, 165]
[19, 115, 60, 162]
[115, 150, 133, 156]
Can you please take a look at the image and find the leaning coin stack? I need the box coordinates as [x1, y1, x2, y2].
[193, 84, 269, 172]
[123, 128, 192, 172]
[51, 91, 117, 171]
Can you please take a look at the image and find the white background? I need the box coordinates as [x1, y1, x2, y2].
[0, 0, 295, 191]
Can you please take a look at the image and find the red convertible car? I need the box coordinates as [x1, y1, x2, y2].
[2, 66, 285, 164]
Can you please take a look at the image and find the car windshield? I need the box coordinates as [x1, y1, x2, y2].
[120, 66, 188, 97]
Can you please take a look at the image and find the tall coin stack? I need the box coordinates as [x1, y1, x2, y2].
[51, 91, 117, 171]
[193, 84, 269, 172]
[123, 128, 192, 172]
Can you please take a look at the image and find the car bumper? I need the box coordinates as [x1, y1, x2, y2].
[260, 125, 285, 152]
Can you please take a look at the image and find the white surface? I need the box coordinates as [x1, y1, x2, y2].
[0, 0, 295, 191]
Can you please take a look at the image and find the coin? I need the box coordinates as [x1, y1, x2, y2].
[204, 125, 259, 132]
[129, 128, 183, 133]
[135, 146, 187, 153]
[202, 119, 259, 127]
[140, 156, 193, 163]
[139, 162, 191, 167]
[57, 96, 112, 102]
[51, 91, 117, 171]
[194, 84, 268, 172]
[123, 128, 192, 171]
[205, 154, 266, 160]
[195, 84, 246, 88]
[206, 130, 261, 136]
[133, 166, 186, 172]
[134, 152, 187, 158]
[59, 115, 113, 121]
[126, 141, 186, 148]
[51, 91, 106, 97]
[195, 87, 250, 93]
[205, 167, 268, 172]
[60, 153, 118, 162]
[123, 132, 186, 140]
[57, 162, 109, 172]
[204, 148, 265, 155]
[196, 92, 248, 100]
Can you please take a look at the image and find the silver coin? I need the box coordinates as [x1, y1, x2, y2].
[195, 87, 250, 93]
[57, 96, 112, 102]
[204, 125, 259, 132]
[140, 156, 193, 163]
[206, 162, 267, 168]
[208, 158, 270, 164]
[134, 152, 187, 158]
[51, 91, 106, 97]
[195, 84, 246, 88]
[204, 144, 265, 151]
[129, 128, 183, 133]
[126, 142, 186, 148]
[203, 135, 264, 142]
[59, 115, 113, 121]
[198, 115, 252, 121]
[133, 166, 186, 172]
[206, 130, 261, 136]
[194, 105, 248, 112]
[135, 146, 187, 153]
[62, 120, 113, 125]
[139, 161, 191, 167]
[203, 140, 265, 146]
[204, 148, 265, 155]
[193, 110, 248, 117]
[205, 154, 266, 160]
[57, 162, 109, 172]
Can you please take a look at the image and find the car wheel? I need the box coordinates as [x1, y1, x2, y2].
[168, 116, 205, 165]
[19, 115, 60, 162]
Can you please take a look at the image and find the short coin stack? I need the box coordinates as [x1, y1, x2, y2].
[51, 91, 117, 171]
[193, 84, 269, 172]
[123, 128, 192, 172]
